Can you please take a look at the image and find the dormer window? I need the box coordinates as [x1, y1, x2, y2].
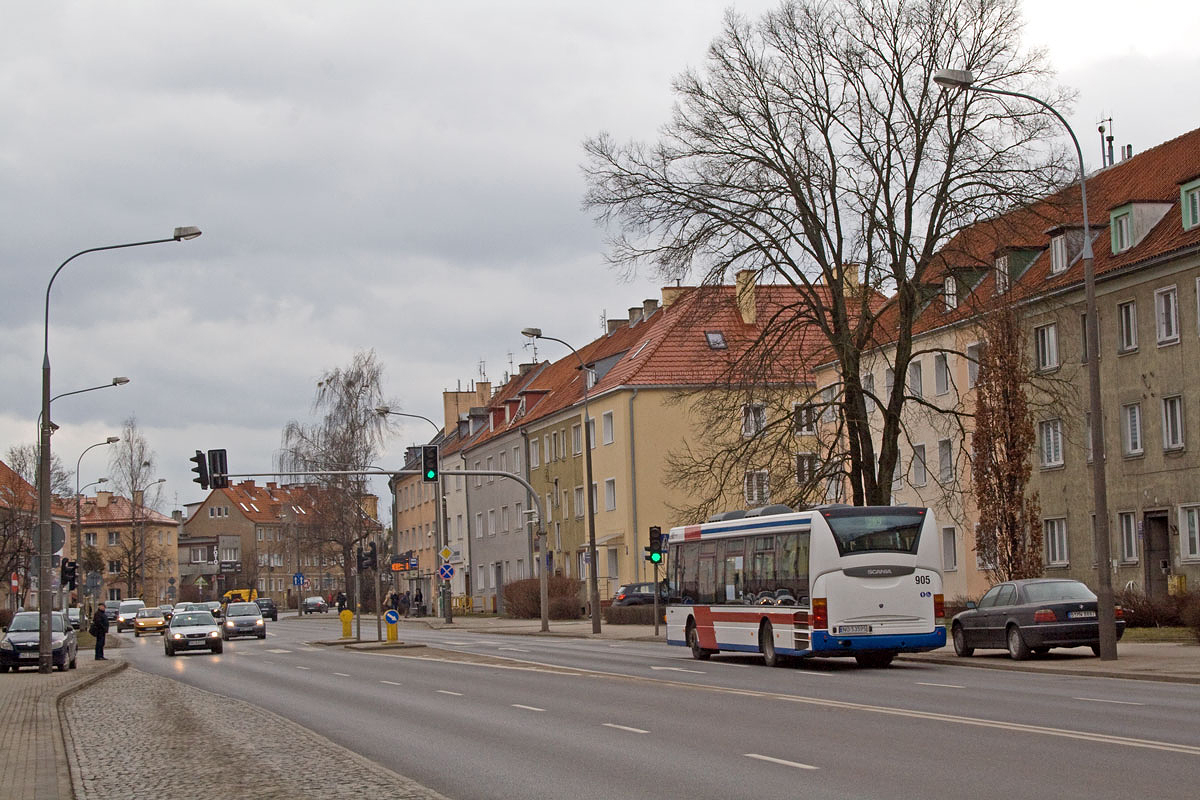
[994, 255, 1010, 294]
[705, 331, 727, 349]
[1183, 179, 1200, 230]
[1112, 211, 1132, 253]
[943, 276, 957, 310]
[1050, 234, 1068, 274]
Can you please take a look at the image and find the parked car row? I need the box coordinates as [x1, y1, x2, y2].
[0, 611, 78, 672]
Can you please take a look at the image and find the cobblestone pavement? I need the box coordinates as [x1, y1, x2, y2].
[61, 667, 450, 800]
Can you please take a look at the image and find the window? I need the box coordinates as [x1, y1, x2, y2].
[574, 487, 584, 518]
[1045, 518, 1068, 566]
[1112, 211, 1131, 252]
[705, 331, 727, 349]
[1119, 512, 1138, 562]
[741, 403, 765, 437]
[995, 255, 1010, 294]
[587, 418, 596, 449]
[487, 509, 496, 536]
[550, 433, 559, 461]
[934, 354, 949, 395]
[1034, 323, 1058, 371]
[499, 451, 507, 474]
[1039, 419, 1063, 467]
[1185, 184, 1200, 230]
[1163, 395, 1185, 450]
[862, 373, 875, 414]
[1117, 301, 1137, 352]
[512, 445, 521, 473]
[189, 547, 206, 563]
[501, 505, 510, 533]
[793, 402, 816, 435]
[107, 560, 120, 574]
[938, 439, 953, 483]
[1123, 403, 1143, 456]
[911, 444, 927, 487]
[821, 387, 837, 422]
[907, 360, 923, 399]
[602, 411, 614, 445]
[1181, 506, 1200, 560]
[744, 470, 769, 506]
[1155, 286, 1179, 344]
[884, 367, 895, 400]
[475, 512, 483, 539]
[591, 483, 599, 514]
[942, 527, 957, 571]
[1050, 234, 1068, 274]
[529, 441, 539, 469]
[84, 532, 96, 547]
[944, 276, 957, 310]
[572, 424, 582, 455]
[108, 531, 119, 546]
[604, 478, 616, 512]
[474, 460, 482, 488]
[966, 343, 982, 388]
[795, 453, 818, 484]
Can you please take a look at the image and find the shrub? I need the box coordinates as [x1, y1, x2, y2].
[944, 595, 974, 620]
[1178, 592, 1200, 643]
[1116, 587, 1182, 627]
[502, 576, 582, 619]
[0, 608, 12, 630]
[603, 604, 663, 625]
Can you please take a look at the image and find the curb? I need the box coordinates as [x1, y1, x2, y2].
[898, 653, 1200, 685]
[57, 660, 128, 799]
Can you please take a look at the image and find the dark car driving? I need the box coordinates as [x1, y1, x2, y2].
[951, 578, 1125, 660]
[254, 597, 278, 621]
[612, 582, 667, 606]
[303, 596, 329, 613]
[222, 602, 267, 640]
[1, 611, 78, 672]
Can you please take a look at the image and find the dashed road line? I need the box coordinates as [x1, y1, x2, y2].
[498, 647, 530, 653]
[745, 753, 818, 771]
[1074, 697, 1145, 706]
[333, 672, 350, 677]
[296, 666, 310, 671]
[267, 648, 291, 654]
[512, 704, 544, 712]
[917, 682, 965, 689]
[650, 666, 705, 674]
[380, 680, 402, 686]
[436, 690, 463, 696]
[602, 723, 648, 734]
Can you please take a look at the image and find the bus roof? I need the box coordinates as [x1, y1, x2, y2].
[668, 505, 928, 542]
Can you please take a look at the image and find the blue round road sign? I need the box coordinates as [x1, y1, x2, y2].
[438, 563, 454, 581]
[384, 609, 400, 625]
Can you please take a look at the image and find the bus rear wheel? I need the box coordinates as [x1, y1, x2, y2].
[854, 651, 895, 668]
[686, 620, 711, 661]
[760, 621, 784, 667]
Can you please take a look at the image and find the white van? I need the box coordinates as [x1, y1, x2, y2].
[116, 599, 146, 632]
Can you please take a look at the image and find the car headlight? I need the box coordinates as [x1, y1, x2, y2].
[208, 630, 220, 638]
[225, 620, 235, 627]
[118, 616, 127, 622]
[255, 619, 264, 626]
[172, 633, 183, 640]
[0, 640, 13, 651]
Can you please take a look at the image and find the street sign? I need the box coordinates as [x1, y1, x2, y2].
[293, 572, 304, 587]
[384, 609, 399, 625]
[439, 546, 453, 561]
[196, 577, 208, 588]
[10, 573, 17, 594]
[438, 563, 454, 581]
[35, 522, 66, 554]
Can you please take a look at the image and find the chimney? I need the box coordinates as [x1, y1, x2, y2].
[841, 262, 861, 294]
[96, 491, 111, 508]
[1122, 144, 1134, 161]
[607, 317, 628, 334]
[661, 285, 690, 307]
[133, 490, 144, 507]
[735, 269, 757, 325]
[642, 298, 659, 318]
[518, 362, 537, 376]
[266, 482, 277, 490]
[627, 307, 643, 326]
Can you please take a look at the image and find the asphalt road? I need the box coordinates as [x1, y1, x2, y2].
[118, 618, 1200, 800]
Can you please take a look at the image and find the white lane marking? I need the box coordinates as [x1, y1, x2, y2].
[650, 666, 705, 674]
[512, 704, 545, 712]
[436, 690, 464, 696]
[333, 672, 350, 677]
[267, 648, 291, 654]
[380, 680, 403, 686]
[602, 723, 648, 734]
[295, 666, 310, 671]
[441, 640, 471, 645]
[917, 682, 965, 689]
[499, 647, 530, 653]
[745, 753, 819, 771]
[1074, 697, 1145, 706]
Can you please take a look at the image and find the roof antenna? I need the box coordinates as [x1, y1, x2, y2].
[1098, 117, 1114, 167]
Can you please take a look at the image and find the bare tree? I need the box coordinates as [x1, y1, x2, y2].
[584, 0, 1069, 506]
[107, 417, 166, 597]
[6, 443, 73, 497]
[971, 304, 1042, 582]
[278, 350, 389, 593]
[1, 463, 38, 608]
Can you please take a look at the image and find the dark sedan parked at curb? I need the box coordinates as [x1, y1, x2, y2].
[1, 611, 78, 672]
[303, 596, 329, 613]
[255, 597, 278, 621]
[222, 602, 267, 640]
[611, 582, 668, 606]
[951, 578, 1125, 660]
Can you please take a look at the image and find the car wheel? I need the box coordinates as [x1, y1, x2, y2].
[134, 630, 140, 637]
[222, 633, 229, 641]
[70, 653, 77, 669]
[855, 651, 896, 668]
[951, 624, 974, 657]
[760, 620, 784, 667]
[212, 642, 223, 654]
[1006, 625, 1031, 661]
[165, 644, 175, 657]
[0, 665, 9, 673]
[1090, 645, 1101, 657]
[56, 661, 66, 672]
[686, 620, 711, 661]
[258, 633, 266, 639]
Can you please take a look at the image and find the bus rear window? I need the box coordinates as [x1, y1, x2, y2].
[823, 508, 925, 556]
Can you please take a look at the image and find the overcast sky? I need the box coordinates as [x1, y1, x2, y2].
[2, 1, 1197, 518]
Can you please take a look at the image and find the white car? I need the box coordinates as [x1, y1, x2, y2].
[163, 611, 223, 656]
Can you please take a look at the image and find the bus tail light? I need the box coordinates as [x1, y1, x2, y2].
[1114, 605, 1124, 619]
[1033, 608, 1057, 623]
[933, 593, 944, 623]
[811, 598, 828, 630]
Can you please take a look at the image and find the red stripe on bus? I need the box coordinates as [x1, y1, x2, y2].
[691, 606, 810, 650]
[682, 526, 702, 540]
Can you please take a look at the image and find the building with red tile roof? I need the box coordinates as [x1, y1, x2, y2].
[68, 490, 178, 606]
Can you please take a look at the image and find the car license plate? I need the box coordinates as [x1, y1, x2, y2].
[188, 639, 208, 647]
[1068, 610, 1096, 619]
[839, 624, 871, 634]
[19, 651, 39, 659]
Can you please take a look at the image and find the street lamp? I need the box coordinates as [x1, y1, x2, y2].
[74, 437, 119, 596]
[521, 327, 601, 634]
[375, 405, 453, 624]
[933, 69, 1116, 660]
[73, 477, 107, 613]
[136, 478, 166, 600]
[37, 227, 201, 672]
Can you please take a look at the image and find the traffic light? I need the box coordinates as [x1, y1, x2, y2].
[356, 546, 366, 572]
[208, 449, 229, 489]
[190, 450, 210, 490]
[647, 526, 664, 564]
[421, 445, 439, 483]
[367, 542, 378, 570]
[62, 559, 77, 590]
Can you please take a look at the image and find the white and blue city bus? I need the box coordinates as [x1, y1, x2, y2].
[665, 505, 945, 668]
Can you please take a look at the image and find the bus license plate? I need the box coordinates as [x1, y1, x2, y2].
[839, 624, 871, 634]
[1068, 610, 1096, 619]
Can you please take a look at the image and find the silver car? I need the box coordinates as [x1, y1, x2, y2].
[221, 602, 266, 640]
[163, 611, 223, 656]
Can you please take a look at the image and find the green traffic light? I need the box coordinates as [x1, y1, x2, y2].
[649, 551, 663, 564]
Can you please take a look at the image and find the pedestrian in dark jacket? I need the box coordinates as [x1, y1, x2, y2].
[414, 588, 423, 616]
[90, 603, 110, 660]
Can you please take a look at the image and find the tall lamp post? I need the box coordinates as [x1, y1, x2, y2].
[37, 227, 201, 673]
[374, 406, 452, 624]
[933, 69, 1116, 660]
[135, 478, 166, 600]
[521, 327, 601, 634]
[74, 437, 118, 601]
[72, 477, 108, 613]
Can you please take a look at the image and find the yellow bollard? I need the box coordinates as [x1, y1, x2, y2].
[385, 609, 399, 641]
[340, 609, 354, 638]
